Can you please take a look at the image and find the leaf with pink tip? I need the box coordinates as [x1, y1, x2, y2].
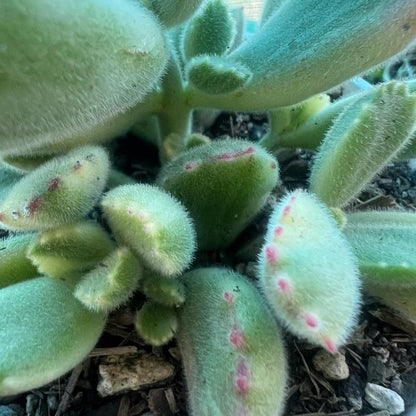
[257, 190, 361, 352]
[101, 184, 196, 277]
[0, 146, 110, 231]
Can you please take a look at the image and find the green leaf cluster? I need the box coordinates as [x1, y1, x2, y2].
[1, 1, 416, 414]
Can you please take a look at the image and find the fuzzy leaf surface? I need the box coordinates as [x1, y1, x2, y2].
[0, 0, 168, 156]
[157, 139, 279, 250]
[177, 268, 287, 416]
[310, 82, 416, 207]
[0, 277, 106, 396]
[74, 247, 142, 313]
[101, 184, 196, 277]
[0, 146, 110, 231]
[258, 190, 361, 352]
[344, 211, 416, 288]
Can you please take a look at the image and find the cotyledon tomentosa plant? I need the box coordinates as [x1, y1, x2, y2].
[1, 0, 416, 414]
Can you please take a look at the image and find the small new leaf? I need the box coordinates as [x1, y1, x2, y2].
[135, 301, 178, 346]
[74, 247, 143, 313]
[140, 271, 185, 307]
[27, 221, 115, 279]
[183, 0, 235, 61]
[187, 56, 252, 95]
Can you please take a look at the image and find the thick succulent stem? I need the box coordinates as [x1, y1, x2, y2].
[157, 55, 193, 163]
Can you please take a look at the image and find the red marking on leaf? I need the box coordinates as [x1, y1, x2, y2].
[214, 146, 255, 161]
[230, 326, 245, 349]
[277, 278, 290, 292]
[290, 195, 297, 202]
[237, 359, 250, 377]
[138, 213, 146, 221]
[185, 162, 199, 171]
[0, 213, 4, 222]
[303, 313, 318, 328]
[224, 292, 234, 303]
[282, 205, 291, 217]
[265, 245, 278, 264]
[270, 161, 277, 169]
[26, 196, 42, 216]
[235, 359, 250, 396]
[128, 209, 133, 215]
[47, 177, 61, 192]
[274, 226, 283, 237]
[324, 337, 337, 353]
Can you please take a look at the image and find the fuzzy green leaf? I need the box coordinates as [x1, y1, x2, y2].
[310, 82, 416, 207]
[135, 301, 178, 346]
[1, 154, 52, 173]
[101, 184, 196, 277]
[141, 271, 185, 307]
[260, 0, 287, 25]
[0, 146, 110, 231]
[157, 139, 279, 250]
[74, 247, 143, 313]
[142, 0, 204, 27]
[177, 268, 287, 415]
[0, 233, 38, 289]
[209, 0, 416, 111]
[343, 211, 416, 288]
[187, 56, 252, 95]
[0, 0, 168, 156]
[183, 0, 235, 61]
[27, 221, 115, 279]
[257, 190, 361, 352]
[0, 277, 106, 396]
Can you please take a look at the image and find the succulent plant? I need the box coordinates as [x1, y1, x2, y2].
[257, 189, 361, 352]
[0, 277, 106, 396]
[177, 268, 287, 416]
[157, 139, 278, 249]
[1, 0, 416, 414]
